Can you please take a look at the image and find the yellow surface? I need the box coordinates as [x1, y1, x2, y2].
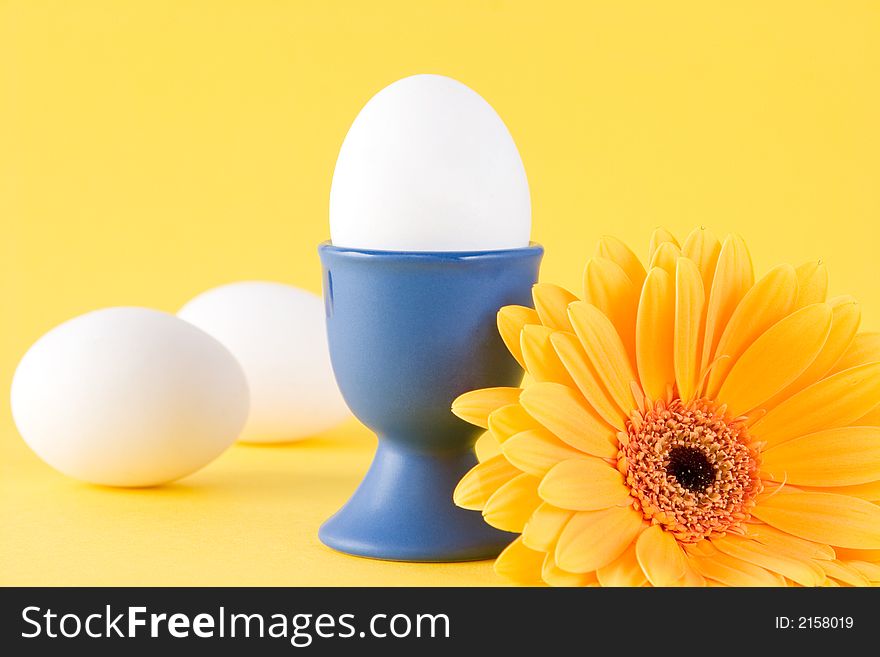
[1, 0, 878, 586]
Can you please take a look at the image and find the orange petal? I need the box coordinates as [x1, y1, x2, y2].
[497, 305, 539, 370]
[752, 490, 880, 549]
[567, 302, 638, 416]
[494, 537, 545, 585]
[706, 264, 798, 398]
[649, 241, 681, 276]
[551, 332, 628, 430]
[760, 295, 861, 410]
[795, 260, 829, 307]
[682, 227, 722, 295]
[595, 235, 646, 288]
[555, 506, 644, 573]
[583, 257, 639, 366]
[502, 428, 586, 477]
[690, 551, 784, 586]
[818, 560, 870, 587]
[521, 325, 577, 387]
[750, 362, 880, 448]
[522, 502, 573, 552]
[482, 473, 543, 533]
[833, 547, 880, 562]
[474, 431, 501, 462]
[711, 535, 826, 586]
[596, 544, 647, 587]
[452, 387, 521, 429]
[847, 560, 880, 583]
[701, 234, 754, 373]
[542, 551, 598, 587]
[744, 523, 836, 561]
[674, 257, 706, 402]
[635, 524, 686, 586]
[453, 454, 521, 510]
[518, 382, 618, 458]
[636, 267, 676, 402]
[538, 458, 632, 510]
[648, 227, 679, 263]
[855, 405, 880, 425]
[488, 403, 541, 443]
[761, 426, 880, 486]
[802, 480, 880, 502]
[716, 303, 833, 417]
[532, 283, 578, 332]
[830, 331, 880, 374]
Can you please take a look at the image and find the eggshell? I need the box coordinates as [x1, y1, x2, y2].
[178, 281, 350, 443]
[10, 307, 249, 487]
[330, 74, 531, 252]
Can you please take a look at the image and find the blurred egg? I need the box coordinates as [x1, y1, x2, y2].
[10, 307, 249, 487]
[329, 74, 531, 252]
[178, 281, 350, 443]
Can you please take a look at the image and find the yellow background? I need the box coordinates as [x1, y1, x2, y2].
[2, 0, 878, 585]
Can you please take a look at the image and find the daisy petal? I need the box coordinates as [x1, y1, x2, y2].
[803, 481, 880, 502]
[494, 537, 545, 585]
[674, 258, 706, 402]
[482, 473, 542, 533]
[474, 431, 501, 462]
[855, 405, 880, 425]
[745, 524, 836, 561]
[636, 267, 676, 402]
[583, 257, 639, 365]
[532, 283, 578, 332]
[716, 303, 833, 417]
[819, 560, 870, 587]
[453, 454, 521, 510]
[831, 547, 880, 564]
[452, 387, 521, 429]
[649, 241, 681, 276]
[795, 260, 829, 307]
[706, 264, 798, 397]
[521, 325, 577, 386]
[497, 305, 540, 369]
[682, 227, 722, 295]
[701, 234, 754, 372]
[538, 458, 632, 510]
[488, 403, 541, 443]
[750, 362, 880, 448]
[830, 331, 880, 374]
[518, 382, 618, 458]
[690, 552, 784, 586]
[542, 552, 598, 587]
[635, 524, 687, 586]
[596, 544, 647, 586]
[847, 560, 880, 583]
[711, 536, 826, 587]
[567, 302, 638, 415]
[551, 332, 628, 430]
[522, 502, 573, 552]
[751, 490, 880, 549]
[555, 506, 644, 573]
[501, 428, 586, 477]
[673, 558, 707, 587]
[761, 296, 861, 409]
[761, 426, 880, 486]
[648, 227, 679, 262]
[596, 235, 647, 287]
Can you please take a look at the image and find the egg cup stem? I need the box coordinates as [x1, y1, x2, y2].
[318, 241, 543, 561]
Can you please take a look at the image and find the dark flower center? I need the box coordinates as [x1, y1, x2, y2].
[666, 446, 715, 492]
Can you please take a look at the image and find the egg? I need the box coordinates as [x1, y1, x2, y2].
[178, 281, 350, 443]
[10, 307, 249, 487]
[329, 74, 531, 252]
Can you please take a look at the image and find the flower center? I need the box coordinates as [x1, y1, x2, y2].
[621, 398, 762, 543]
[666, 446, 715, 492]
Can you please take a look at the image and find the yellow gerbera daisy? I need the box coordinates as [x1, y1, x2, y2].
[452, 227, 880, 587]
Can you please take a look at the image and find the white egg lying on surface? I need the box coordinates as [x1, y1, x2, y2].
[10, 307, 249, 487]
[178, 281, 350, 443]
[329, 73, 531, 252]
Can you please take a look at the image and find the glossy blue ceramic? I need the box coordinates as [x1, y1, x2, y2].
[318, 241, 543, 561]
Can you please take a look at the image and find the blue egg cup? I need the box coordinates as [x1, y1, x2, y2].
[317, 241, 543, 562]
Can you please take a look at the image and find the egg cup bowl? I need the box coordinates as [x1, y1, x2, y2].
[318, 241, 543, 561]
